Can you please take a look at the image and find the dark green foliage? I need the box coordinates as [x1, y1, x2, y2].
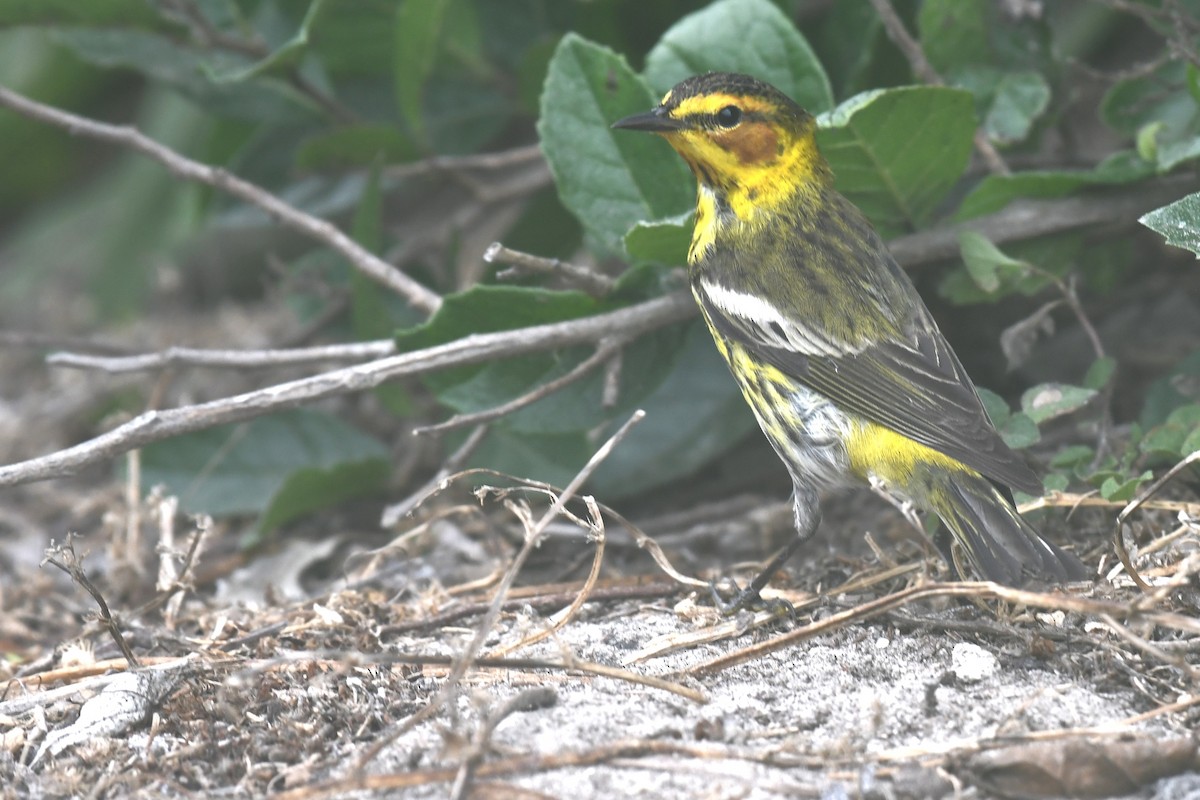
[5, 0, 1199, 530]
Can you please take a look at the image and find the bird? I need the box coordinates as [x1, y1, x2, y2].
[612, 72, 1088, 609]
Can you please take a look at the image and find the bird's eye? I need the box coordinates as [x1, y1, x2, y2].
[715, 105, 742, 127]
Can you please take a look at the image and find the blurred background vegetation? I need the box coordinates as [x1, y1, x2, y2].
[1, 0, 1198, 538]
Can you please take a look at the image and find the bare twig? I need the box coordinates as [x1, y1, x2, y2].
[442, 410, 644, 699]
[42, 537, 140, 668]
[0, 331, 132, 355]
[355, 411, 646, 768]
[48, 340, 396, 373]
[384, 144, 544, 181]
[415, 336, 628, 436]
[380, 424, 492, 526]
[0, 293, 693, 487]
[685, 579, 1200, 677]
[0, 81, 439, 313]
[486, 242, 615, 297]
[868, 0, 1011, 175]
[450, 687, 559, 800]
[1115, 449, 1200, 591]
[487, 495, 608, 658]
[888, 174, 1199, 266]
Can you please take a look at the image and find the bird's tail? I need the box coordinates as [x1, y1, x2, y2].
[927, 470, 1088, 586]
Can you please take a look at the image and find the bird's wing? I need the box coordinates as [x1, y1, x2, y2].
[694, 279, 1042, 494]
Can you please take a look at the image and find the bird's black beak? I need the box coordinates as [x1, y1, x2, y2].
[611, 106, 683, 133]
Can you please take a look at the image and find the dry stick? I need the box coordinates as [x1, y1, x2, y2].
[0, 82, 440, 315]
[0, 293, 693, 487]
[685, 580, 1200, 677]
[414, 336, 628, 435]
[281, 740, 714, 800]
[868, 0, 1010, 175]
[353, 411, 646, 770]
[384, 144, 545, 181]
[891, 174, 1196, 263]
[48, 340, 397, 373]
[1021, 491, 1199, 517]
[1115, 449, 1200, 591]
[42, 538, 140, 668]
[486, 242, 616, 297]
[380, 426, 492, 526]
[450, 687, 559, 800]
[487, 495, 608, 658]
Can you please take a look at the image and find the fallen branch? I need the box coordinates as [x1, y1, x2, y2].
[0, 293, 693, 486]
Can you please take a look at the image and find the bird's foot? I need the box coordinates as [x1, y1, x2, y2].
[708, 577, 795, 618]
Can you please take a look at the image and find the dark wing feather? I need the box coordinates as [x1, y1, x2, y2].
[696, 286, 1042, 494]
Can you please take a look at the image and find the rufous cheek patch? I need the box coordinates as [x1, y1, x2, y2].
[715, 122, 778, 165]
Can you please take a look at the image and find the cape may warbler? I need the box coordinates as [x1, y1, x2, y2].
[613, 73, 1087, 606]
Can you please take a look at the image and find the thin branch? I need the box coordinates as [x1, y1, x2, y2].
[355, 412, 646, 769]
[868, 0, 1011, 175]
[888, 174, 1200, 266]
[0, 82, 440, 314]
[0, 293, 694, 487]
[42, 537, 140, 668]
[380, 424, 492, 526]
[48, 340, 396, 373]
[414, 336, 628, 435]
[1114, 449, 1200, 591]
[384, 144, 544, 181]
[486, 242, 615, 297]
[0, 331, 133, 355]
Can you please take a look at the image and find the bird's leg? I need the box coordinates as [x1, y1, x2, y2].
[711, 486, 820, 616]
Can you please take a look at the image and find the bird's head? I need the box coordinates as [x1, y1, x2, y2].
[613, 72, 830, 215]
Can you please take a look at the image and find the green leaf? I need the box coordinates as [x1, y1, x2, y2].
[348, 163, 395, 341]
[538, 34, 692, 254]
[1084, 357, 1117, 391]
[295, 125, 420, 170]
[140, 410, 389, 532]
[260, 458, 390, 534]
[467, 428, 593, 492]
[642, 0, 834, 113]
[815, 87, 976, 235]
[1140, 404, 1200, 458]
[998, 412, 1040, 450]
[396, 284, 598, 355]
[1099, 471, 1153, 502]
[1103, 60, 1198, 139]
[394, 0, 451, 140]
[623, 213, 693, 266]
[983, 70, 1050, 145]
[395, 284, 603, 395]
[958, 151, 1153, 219]
[919, 0, 987, 72]
[814, 0, 884, 98]
[1021, 383, 1097, 425]
[0, 0, 161, 26]
[977, 387, 1011, 426]
[1182, 426, 1200, 456]
[958, 231, 1028, 293]
[1042, 472, 1069, 493]
[1140, 192, 1200, 258]
[1141, 350, 1200, 427]
[1049, 445, 1094, 469]
[205, 0, 327, 83]
[53, 28, 317, 122]
[589, 321, 757, 498]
